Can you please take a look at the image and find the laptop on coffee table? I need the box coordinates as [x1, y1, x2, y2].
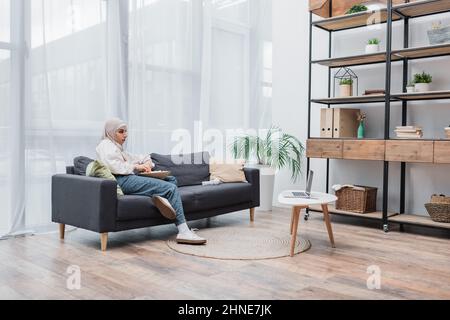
[284, 170, 314, 199]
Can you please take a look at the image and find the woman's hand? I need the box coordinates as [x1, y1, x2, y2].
[134, 164, 150, 173]
[142, 162, 153, 173]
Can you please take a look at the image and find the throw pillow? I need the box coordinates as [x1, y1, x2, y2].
[73, 156, 95, 175]
[209, 159, 247, 183]
[86, 160, 124, 196]
[151, 152, 210, 187]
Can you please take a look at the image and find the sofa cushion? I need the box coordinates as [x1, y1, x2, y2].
[178, 183, 253, 213]
[117, 195, 163, 221]
[86, 160, 124, 196]
[209, 160, 247, 183]
[151, 152, 210, 187]
[73, 156, 94, 175]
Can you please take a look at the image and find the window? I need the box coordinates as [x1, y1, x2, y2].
[31, 0, 106, 48]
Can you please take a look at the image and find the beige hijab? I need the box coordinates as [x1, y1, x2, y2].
[103, 118, 127, 151]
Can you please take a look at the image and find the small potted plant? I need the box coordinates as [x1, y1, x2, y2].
[346, 4, 368, 15]
[413, 72, 433, 92]
[365, 38, 380, 54]
[357, 112, 367, 139]
[339, 78, 353, 97]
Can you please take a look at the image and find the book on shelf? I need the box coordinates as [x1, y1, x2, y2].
[394, 129, 422, 133]
[395, 133, 423, 137]
[363, 89, 385, 96]
[395, 126, 422, 130]
[394, 125, 423, 139]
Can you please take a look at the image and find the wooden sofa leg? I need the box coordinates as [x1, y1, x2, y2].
[250, 208, 255, 222]
[59, 224, 65, 240]
[100, 233, 108, 251]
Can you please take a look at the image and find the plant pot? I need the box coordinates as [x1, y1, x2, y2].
[340, 84, 353, 97]
[406, 86, 415, 93]
[253, 164, 275, 211]
[365, 44, 379, 54]
[414, 83, 431, 92]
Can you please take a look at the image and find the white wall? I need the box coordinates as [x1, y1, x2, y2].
[273, 0, 450, 216]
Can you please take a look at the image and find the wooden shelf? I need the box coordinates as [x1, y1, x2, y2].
[312, 9, 401, 32]
[311, 94, 394, 105]
[312, 52, 389, 68]
[393, 0, 450, 18]
[392, 43, 450, 60]
[308, 139, 450, 163]
[391, 90, 450, 101]
[312, 43, 450, 68]
[390, 214, 450, 230]
[309, 204, 398, 220]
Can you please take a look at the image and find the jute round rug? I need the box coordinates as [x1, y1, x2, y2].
[166, 225, 311, 260]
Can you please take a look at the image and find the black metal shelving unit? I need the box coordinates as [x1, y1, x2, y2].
[306, 0, 450, 233]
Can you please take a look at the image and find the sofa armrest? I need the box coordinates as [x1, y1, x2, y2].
[244, 168, 260, 207]
[52, 174, 117, 233]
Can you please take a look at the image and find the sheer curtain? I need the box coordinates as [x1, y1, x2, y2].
[1, 0, 272, 238]
[1, 0, 127, 237]
[128, 0, 272, 159]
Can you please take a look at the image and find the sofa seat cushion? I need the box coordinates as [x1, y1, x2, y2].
[179, 183, 253, 213]
[117, 195, 163, 221]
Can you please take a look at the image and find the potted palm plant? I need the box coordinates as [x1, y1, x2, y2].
[231, 126, 304, 211]
[413, 72, 433, 92]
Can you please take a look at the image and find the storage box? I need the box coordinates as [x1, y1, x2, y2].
[309, 0, 331, 18]
[320, 108, 333, 138]
[320, 108, 360, 138]
[309, 0, 406, 18]
[333, 108, 360, 138]
[335, 185, 377, 213]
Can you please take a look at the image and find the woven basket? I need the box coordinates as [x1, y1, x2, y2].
[335, 185, 377, 213]
[425, 203, 450, 223]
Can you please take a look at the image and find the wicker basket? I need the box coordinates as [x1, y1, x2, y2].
[335, 185, 377, 213]
[425, 203, 450, 223]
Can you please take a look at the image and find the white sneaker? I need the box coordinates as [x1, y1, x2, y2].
[152, 196, 176, 220]
[176, 230, 207, 245]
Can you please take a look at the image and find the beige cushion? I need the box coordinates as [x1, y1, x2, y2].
[209, 159, 247, 183]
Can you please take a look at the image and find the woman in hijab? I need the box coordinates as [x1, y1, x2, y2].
[96, 118, 206, 245]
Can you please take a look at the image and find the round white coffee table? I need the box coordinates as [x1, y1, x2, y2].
[278, 191, 337, 257]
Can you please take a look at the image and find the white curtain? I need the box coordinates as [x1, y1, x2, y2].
[0, 0, 272, 238]
[1, 0, 128, 237]
[128, 0, 272, 158]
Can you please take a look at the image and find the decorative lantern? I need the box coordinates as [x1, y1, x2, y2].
[334, 67, 358, 98]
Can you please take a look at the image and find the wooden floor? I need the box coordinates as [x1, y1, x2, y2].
[0, 208, 449, 300]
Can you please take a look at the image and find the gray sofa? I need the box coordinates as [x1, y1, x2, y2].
[51, 152, 260, 251]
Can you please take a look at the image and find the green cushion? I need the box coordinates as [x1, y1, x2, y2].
[86, 160, 124, 196]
